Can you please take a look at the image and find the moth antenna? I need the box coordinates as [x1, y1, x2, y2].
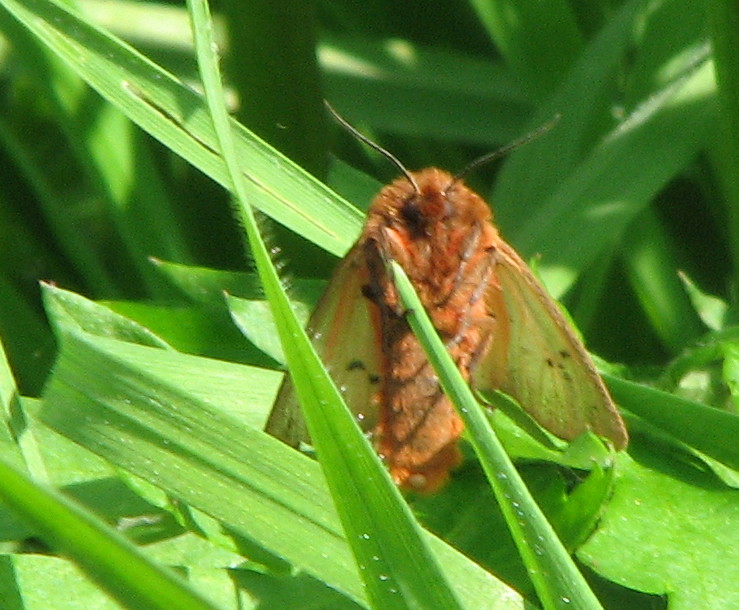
[446, 114, 561, 193]
[324, 100, 420, 195]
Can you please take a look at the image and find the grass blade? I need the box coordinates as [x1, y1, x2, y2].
[0, 0, 361, 257]
[0, 452, 218, 610]
[186, 1, 465, 607]
[391, 260, 604, 610]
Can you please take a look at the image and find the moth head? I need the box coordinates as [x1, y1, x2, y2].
[398, 168, 454, 232]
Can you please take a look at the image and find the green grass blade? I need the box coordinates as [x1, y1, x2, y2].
[40, 330, 524, 608]
[707, 0, 739, 273]
[0, 0, 361, 258]
[321, 34, 530, 146]
[620, 207, 704, 351]
[0, 337, 30, 473]
[223, 0, 327, 176]
[391, 261, 603, 610]
[0, 454, 218, 610]
[467, 0, 583, 99]
[187, 1, 464, 607]
[492, 0, 716, 299]
[0, 5, 190, 297]
[604, 374, 739, 470]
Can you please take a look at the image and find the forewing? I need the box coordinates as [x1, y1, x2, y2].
[473, 241, 628, 449]
[265, 244, 383, 446]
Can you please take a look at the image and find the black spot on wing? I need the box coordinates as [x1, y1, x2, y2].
[345, 358, 381, 385]
[347, 359, 366, 372]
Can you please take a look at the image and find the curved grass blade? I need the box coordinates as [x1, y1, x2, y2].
[187, 1, 464, 607]
[0, 454, 218, 610]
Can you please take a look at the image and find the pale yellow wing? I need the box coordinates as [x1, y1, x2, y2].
[473, 241, 628, 449]
[265, 244, 383, 446]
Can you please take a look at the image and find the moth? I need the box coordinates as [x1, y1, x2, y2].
[266, 111, 628, 493]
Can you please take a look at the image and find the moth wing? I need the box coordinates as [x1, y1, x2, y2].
[473, 241, 628, 449]
[265, 243, 383, 446]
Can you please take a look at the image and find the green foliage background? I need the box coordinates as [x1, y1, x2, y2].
[0, 0, 737, 608]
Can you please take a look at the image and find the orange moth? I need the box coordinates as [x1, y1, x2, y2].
[266, 109, 628, 493]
